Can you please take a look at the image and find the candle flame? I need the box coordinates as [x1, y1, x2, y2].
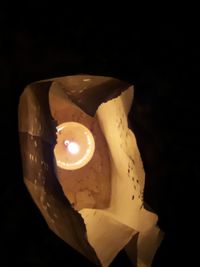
[65, 141, 80, 154]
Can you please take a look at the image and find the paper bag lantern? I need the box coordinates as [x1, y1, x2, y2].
[18, 75, 163, 267]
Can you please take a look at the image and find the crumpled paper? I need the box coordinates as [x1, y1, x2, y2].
[18, 75, 163, 267]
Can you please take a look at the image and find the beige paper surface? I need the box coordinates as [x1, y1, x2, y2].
[79, 209, 136, 267]
[79, 87, 163, 267]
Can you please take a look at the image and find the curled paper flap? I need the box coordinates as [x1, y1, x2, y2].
[79, 87, 162, 267]
[79, 209, 137, 267]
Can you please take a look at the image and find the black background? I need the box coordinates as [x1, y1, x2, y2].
[1, 4, 199, 267]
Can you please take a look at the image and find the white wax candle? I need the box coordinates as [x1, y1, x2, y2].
[54, 122, 95, 170]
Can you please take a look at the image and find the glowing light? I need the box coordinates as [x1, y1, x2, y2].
[54, 122, 95, 170]
[66, 141, 80, 154]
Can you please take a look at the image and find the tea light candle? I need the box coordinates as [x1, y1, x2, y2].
[54, 122, 95, 170]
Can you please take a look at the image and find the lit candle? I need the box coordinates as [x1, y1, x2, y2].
[54, 122, 95, 170]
